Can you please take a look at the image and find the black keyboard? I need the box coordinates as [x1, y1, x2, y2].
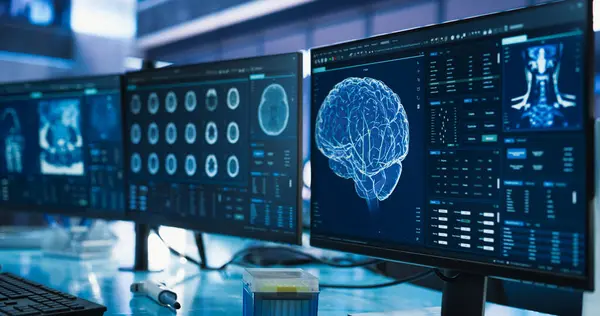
[0, 273, 106, 315]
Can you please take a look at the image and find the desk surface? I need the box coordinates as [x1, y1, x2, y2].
[0, 223, 571, 315]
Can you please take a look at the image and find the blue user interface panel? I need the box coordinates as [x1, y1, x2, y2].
[124, 53, 301, 243]
[311, 1, 590, 277]
[0, 76, 125, 215]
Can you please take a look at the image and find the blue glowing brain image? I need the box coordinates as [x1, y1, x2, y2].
[315, 77, 409, 209]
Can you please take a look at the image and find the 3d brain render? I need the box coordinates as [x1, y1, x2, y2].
[315, 77, 409, 209]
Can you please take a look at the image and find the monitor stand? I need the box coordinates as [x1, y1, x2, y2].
[119, 223, 163, 272]
[195, 232, 209, 269]
[350, 270, 487, 316]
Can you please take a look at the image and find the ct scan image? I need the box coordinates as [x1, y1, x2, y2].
[205, 121, 218, 145]
[166, 91, 178, 113]
[185, 154, 197, 176]
[205, 154, 218, 178]
[206, 88, 218, 112]
[165, 153, 177, 175]
[227, 121, 239, 144]
[148, 93, 159, 114]
[148, 123, 159, 145]
[185, 91, 197, 112]
[131, 123, 142, 144]
[131, 94, 141, 115]
[148, 152, 159, 175]
[227, 87, 240, 110]
[1, 108, 25, 174]
[89, 95, 120, 142]
[131, 153, 142, 173]
[165, 122, 177, 145]
[316, 77, 409, 212]
[258, 83, 289, 136]
[227, 155, 239, 178]
[503, 38, 583, 131]
[38, 99, 84, 176]
[185, 123, 197, 144]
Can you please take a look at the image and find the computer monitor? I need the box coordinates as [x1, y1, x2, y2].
[0, 75, 126, 219]
[124, 53, 302, 244]
[310, 0, 594, 312]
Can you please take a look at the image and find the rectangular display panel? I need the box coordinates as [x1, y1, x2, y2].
[124, 53, 302, 244]
[310, 0, 593, 289]
[0, 75, 125, 218]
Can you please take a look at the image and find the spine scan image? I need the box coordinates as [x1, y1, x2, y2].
[315, 77, 409, 212]
[510, 44, 576, 128]
[2, 108, 24, 173]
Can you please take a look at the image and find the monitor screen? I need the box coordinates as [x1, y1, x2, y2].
[124, 53, 302, 244]
[0, 75, 125, 217]
[310, 0, 593, 289]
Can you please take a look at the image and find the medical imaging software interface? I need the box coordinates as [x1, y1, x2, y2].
[311, 1, 589, 276]
[0, 76, 125, 213]
[125, 54, 300, 241]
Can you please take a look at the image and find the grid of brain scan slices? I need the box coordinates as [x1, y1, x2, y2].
[126, 83, 249, 186]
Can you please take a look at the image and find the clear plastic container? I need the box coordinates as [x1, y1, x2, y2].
[243, 268, 319, 316]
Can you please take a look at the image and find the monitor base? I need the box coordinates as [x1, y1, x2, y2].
[441, 270, 486, 316]
[119, 223, 163, 273]
[349, 271, 487, 316]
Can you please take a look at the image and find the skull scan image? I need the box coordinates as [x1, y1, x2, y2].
[185, 154, 197, 176]
[148, 123, 159, 145]
[185, 123, 197, 144]
[39, 99, 84, 176]
[130, 123, 142, 144]
[130, 94, 141, 114]
[227, 87, 240, 110]
[165, 123, 177, 145]
[185, 91, 197, 112]
[227, 155, 239, 178]
[148, 93, 160, 114]
[205, 121, 218, 145]
[510, 44, 576, 128]
[227, 121, 239, 144]
[2, 108, 25, 173]
[148, 153, 159, 175]
[206, 88, 218, 112]
[131, 153, 142, 173]
[258, 83, 289, 136]
[166, 91, 177, 113]
[205, 154, 218, 178]
[165, 154, 177, 175]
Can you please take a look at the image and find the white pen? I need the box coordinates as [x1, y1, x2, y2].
[131, 280, 181, 310]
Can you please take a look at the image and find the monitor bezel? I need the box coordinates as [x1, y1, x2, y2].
[122, 52, 304, 245]
[0, 74, 129, 222]
[309, 0, 594, 290]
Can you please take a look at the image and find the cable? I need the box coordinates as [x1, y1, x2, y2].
[320, 269, 434, 289]
[239, 245, 382, 268]
[152, 228, 381, 270]
[433, 269, 461, 282]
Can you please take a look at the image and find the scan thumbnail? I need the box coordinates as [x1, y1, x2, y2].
[503, 41, 582, 131]
[315, 77, 409, 211]
[39, 99, 84, 176]
[1, 108, 25, 174]
[258, 83, 289, 136]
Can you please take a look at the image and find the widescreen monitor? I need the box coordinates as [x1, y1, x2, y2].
[124, 53, 302, 244]
[310, 0, 594, 292]
[0, 75, 125, 218]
